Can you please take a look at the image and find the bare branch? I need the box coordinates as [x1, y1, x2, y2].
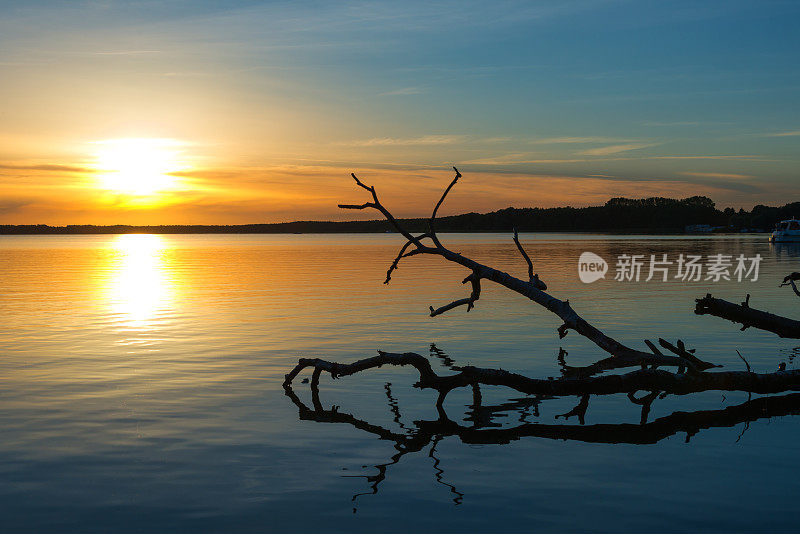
[340, 173, 426, 249]
[658, 338, 717, 372]
[430, 298, 473, 317]
[512, 228, 547, 290]
[429, 167, 461, 248]
[695, 293, 800, 338]
[780, 273, 800, 298]
[338, 171, 717, 371]
[385, 234, 431, 284]
[429, 271, 481, 317]
[338, 202, 376, 210]
[644, 339, 664, 357]
[736, 350, 752, 373]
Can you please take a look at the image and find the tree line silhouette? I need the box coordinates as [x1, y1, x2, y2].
[2, 196, 798, 234]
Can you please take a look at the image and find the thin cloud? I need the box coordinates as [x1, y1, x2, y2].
[530, 136, 628, 144]
[680, 172, 753, 180]
[650, 155, 764, 160]
[763, 130, 800, 137]
[0, 163, 95, 173]
[92, 50, 162, 56]
[580, 143, 658, 156]
[343, 135, 466, 147]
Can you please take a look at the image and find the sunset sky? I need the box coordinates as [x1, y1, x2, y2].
[1, 0, 798, 225]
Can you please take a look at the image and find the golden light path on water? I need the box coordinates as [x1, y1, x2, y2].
[104, 234, 173, 329]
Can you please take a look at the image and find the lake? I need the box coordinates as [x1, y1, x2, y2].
[1, 233, 799, 533]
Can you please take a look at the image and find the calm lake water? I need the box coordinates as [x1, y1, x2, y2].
[1, 233, 799, 533]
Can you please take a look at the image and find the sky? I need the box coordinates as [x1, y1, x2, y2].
[0, 0, 798, 224]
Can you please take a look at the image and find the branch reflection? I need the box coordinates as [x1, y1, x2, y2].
[285, 346, 800, 511]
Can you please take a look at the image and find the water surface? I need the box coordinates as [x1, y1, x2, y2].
[1, 233, 799, 532]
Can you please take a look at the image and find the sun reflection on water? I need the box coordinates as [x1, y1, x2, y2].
[106, 234, 173, 329]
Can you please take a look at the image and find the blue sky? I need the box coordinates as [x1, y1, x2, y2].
[0, 1, 798, 223]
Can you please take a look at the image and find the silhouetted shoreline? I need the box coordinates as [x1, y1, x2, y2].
[2, 196, 797, 235]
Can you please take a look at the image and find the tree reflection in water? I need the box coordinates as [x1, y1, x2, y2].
[284, 345, 800, 512]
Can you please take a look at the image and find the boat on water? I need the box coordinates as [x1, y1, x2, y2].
[770, 218, 800, 242]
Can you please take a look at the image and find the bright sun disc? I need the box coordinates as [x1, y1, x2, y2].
[93, 138, 186, 195]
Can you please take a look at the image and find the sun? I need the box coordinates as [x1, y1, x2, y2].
[92, 138, 186, 195]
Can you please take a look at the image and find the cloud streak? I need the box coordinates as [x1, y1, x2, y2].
[763, 130, 800, 137]
[343, 135, 466, 147]
[679, 172, 753, 179]
[529, 136, 629, 144]
[0, 163, 95, 173]
[580, 143, 658, 156]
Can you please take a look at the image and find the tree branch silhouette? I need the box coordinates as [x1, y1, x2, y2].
[338, 169, 716, 372]
[695, 293, 800, 338]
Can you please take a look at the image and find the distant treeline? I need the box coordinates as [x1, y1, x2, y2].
[2, 196, 799, 235]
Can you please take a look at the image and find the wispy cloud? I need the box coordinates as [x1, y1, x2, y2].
[380, 87, 424, 96]
[650, 155, 764, 160]
[679, 172, 753, 179]
[343, 135, 466, 147]
[762, 130, 800, 137]
[530, 136, 628, 144]
[643, 121, 701, 127]
[0, 163, 94, 173]
[462, 154, 587, 165]
[580, 143, 658, 156]
[92, 50, 162, 56]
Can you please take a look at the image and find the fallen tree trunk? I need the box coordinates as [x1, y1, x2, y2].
[695, 293, 800, 339]
[283, 351, 800, 398]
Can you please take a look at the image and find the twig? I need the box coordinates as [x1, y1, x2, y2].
[512, 228, 546, 289]
[428, 167, 461, 248]
[736, 350, 752, 373]
[555, 394, 590, 424]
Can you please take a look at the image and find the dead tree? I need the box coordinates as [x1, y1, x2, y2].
[284, 169, 800, 422]
[336, 168, 716, 374]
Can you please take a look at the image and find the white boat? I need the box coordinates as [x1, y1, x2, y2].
[770, 218, 800, 242]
